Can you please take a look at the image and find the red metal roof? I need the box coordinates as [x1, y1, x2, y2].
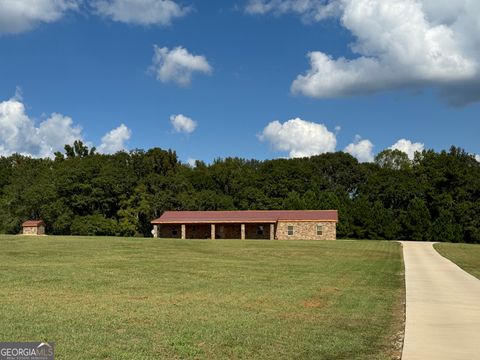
[22, 220, 45, 227]
[151, 210, 338, 224]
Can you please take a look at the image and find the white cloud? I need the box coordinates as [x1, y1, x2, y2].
[475, 154, 480, 163]
[186, 158, 197, 167]
[150, 45, 212, 86]
[93, 0, 189, 26]
[0, 97, 83, 158]
[98, 123, 131, 154]
[170, 114, 197, 134]
[37, 113, 83, 157]
[0, 0, 79, 34]
[389, 139, 424, 160]
[344, 135, 374, 162]
[0, 96, 132, 158]
[258, 117, 336, 158]
[245, 0, 341, 22]
[14, 86, 23, 101]
[0, 0, 189, 35]
[252, 0, 480, 105]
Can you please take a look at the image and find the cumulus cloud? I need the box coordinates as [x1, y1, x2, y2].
[250, 0, 480, 105]
[474, 154, 480, 163]
[0, 0, 79, 34]
[170, 114, 197, 134]
[150, 45, 212, 86]
[37, 113, 84, 156]
[389, 139, 424, 160]
[93, 0, 189, 26]
[0, 97, 82, 157]
[344, 135, 374, 162]
[98, 123, 131, 154]
[258, 118, 336, 158]
[0, 96, 131, 157]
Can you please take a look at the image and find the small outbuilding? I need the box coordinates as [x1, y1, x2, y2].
[151, 210, 338, 240]
[21, 220, 46, 236]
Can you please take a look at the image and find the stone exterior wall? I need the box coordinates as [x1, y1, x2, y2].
[23, 226, 38, 235]
[22, 226, 45, 235]
[276, 221, 336, 240]
[155, 221, 336, 240]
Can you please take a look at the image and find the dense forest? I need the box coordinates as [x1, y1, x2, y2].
[0, 141, 479, 242]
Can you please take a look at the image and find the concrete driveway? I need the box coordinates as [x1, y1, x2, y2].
[401, 241, 480, 360]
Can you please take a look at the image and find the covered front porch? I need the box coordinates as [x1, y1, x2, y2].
[153, 222, 276, 240]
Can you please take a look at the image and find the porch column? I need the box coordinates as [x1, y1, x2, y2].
[241, 224, 245, 240]
[153, 224, 158, 238]
[270, 223, 275, 240]
[211, 224, 216, 239]
[181, 224, 186, 239]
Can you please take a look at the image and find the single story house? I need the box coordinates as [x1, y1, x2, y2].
[22, 220, 46, 236]
[151, 210, 338, 240]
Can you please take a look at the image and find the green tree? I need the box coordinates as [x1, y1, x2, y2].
[375, 149, 411, 170]
[431, 209, 463, 242]
[401, 198, 431, 240]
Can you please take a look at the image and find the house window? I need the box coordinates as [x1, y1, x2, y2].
[172, 229, 178, 236]
[257, 225, 264, 235]
[317, 225, 323, 236]
[287, 225, 294, 236]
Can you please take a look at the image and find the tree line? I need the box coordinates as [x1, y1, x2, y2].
[0, 141, 479, 242]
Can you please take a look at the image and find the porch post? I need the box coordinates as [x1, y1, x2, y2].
[153, 224, 158, 238]
[241, 224, 245, 240]
[181, 224, 186, 239]
[270, 223, 275, 240]
[211, 224, 216, 239]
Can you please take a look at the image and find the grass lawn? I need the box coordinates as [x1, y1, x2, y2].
[434, 243, 480, 279]
[0, 236, 404, 359]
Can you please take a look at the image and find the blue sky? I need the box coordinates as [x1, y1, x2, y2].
[0, 0, 479, 164]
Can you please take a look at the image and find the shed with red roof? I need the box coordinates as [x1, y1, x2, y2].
[151, 210, 338, 240]
[22, 220, 46, 236]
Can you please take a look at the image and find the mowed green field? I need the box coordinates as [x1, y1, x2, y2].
[435, 243, 480, 279]
[0, 236, 404, 360]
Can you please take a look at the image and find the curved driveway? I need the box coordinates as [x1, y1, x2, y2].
[401, 241, 480, 360]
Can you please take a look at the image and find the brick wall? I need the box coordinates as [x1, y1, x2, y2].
[276, 221, 336, 240]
